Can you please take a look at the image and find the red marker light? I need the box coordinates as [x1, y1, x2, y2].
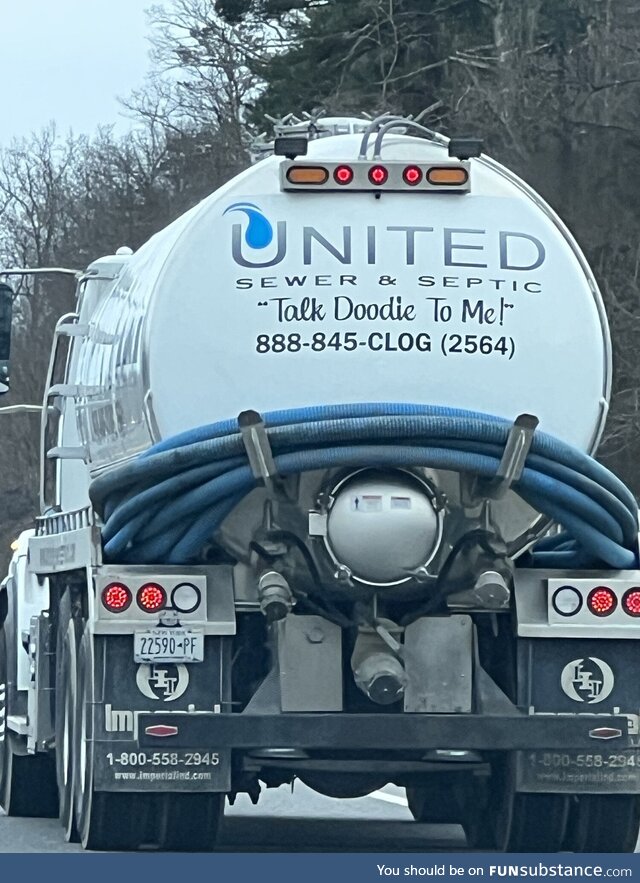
[334, 165, 354, 185]
[403, 165, 422, 186]
[137, 583, 167, 613]
[368, 165, 388, 185]
[145, 724, 179, 738]
[622, 588, 640, 617]
[102, 583, 132, 613]
[587, 586, 617, 617]
[589, 727, 623, 740]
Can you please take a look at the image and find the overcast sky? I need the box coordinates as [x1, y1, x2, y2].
[0, 0, 152, 144]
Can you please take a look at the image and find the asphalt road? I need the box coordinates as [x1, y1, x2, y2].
[0, 784, 466, 853]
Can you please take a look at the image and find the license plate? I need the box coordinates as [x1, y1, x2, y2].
[134, 629, 204, 663]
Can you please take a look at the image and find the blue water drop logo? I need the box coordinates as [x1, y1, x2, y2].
[223, 202, 273, 249]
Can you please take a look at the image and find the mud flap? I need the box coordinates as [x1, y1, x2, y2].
[516, 638, 640, 794]
[90, 635, 232, 792]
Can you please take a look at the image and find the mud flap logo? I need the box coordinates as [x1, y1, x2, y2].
[105, 704, 134, 733]
[136, 664, 189, 702]
[561, 657, 614, 704]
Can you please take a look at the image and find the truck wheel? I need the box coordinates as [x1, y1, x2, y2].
[55, 591, 83, 840]
[466, 792, 569, 851]
[503, 793, 570, 852]
[406, 774, 466, 824]
[154, 793, 225, 851]
[564, 796, 640, 853]
[465, 760, 569, 852]
[0, 625, 58, 817]
[73, 627, 140, 850]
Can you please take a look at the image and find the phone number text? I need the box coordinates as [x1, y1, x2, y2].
[106, 751, 220, 767]
[529, 753, 640, 769]
[255, 332, 515, 357]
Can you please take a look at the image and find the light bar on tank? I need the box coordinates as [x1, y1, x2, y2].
[280, 160, 471, 193]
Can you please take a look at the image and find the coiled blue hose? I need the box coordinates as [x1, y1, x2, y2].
[89, 403, 639, 569]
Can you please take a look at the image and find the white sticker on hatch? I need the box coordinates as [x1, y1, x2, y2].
[351, 495, 382, 513]
[136, 663, 189, 702]
[560, 657, 614, 704]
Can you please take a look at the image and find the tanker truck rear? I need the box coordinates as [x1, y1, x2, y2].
[1, 115, 639, 852]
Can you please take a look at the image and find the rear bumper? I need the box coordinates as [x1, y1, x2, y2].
[137, 711, 635, 752]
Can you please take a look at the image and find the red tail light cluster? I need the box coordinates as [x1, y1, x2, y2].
[101, 580, 202, 614]
[551, 583, 640, 619]
[284, 161, 470, 192]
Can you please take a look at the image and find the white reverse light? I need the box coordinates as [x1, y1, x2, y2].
[171, 582, 201, 614]
[552, 585, 582, 617]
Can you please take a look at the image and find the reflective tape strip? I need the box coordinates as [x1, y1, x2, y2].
[1, 678, 8, 742]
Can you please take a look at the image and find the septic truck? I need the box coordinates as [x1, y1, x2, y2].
[1, 114, 639, 852]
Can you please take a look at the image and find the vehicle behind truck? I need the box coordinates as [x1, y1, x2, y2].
[1, 114, 639, 852]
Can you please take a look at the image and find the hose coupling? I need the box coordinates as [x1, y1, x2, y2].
[258, 570, 294, 622]
[353, 651, 406, 705]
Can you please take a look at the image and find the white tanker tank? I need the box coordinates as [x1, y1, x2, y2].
[68, 118, 611, 564]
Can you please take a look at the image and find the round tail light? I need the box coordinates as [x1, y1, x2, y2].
[403, 165, 422, 186]
[368, 165, 389, 185]
[334, 165, 354, 185]
[102, 583, 132, 613]
[587, 586, 617, 617]
[622, 588, 640, 617]
[137, 583, 167, 613]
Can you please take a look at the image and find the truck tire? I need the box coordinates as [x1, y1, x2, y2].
[154, 793, 225, 851]
[73, 627, 140, 850]
[465, 759, 569, 852]
[406, 774, 467, 824]
[55, 591, 83, 841]
[0, 625, 58, 817]
[564, 795, 640, 853]
[503, 793, 570, 852]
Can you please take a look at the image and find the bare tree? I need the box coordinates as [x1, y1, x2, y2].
[126, 0, 281, 162]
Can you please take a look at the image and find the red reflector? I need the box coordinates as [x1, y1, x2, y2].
[587, 586, 617, 617]
[403, 165, 422, 186]
[102, 583, 132, 613]
[334, 165, 354, 185]
[622, 588, 640, 617]
[589, 727, 623, 740]
[145, 724, 179, 738]
[368, 165, 388, 185]
[137, 583, 167, 613]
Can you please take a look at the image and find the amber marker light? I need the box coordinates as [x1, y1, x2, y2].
[286, 166, 329, 185]
[426, 166, 469, 186]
